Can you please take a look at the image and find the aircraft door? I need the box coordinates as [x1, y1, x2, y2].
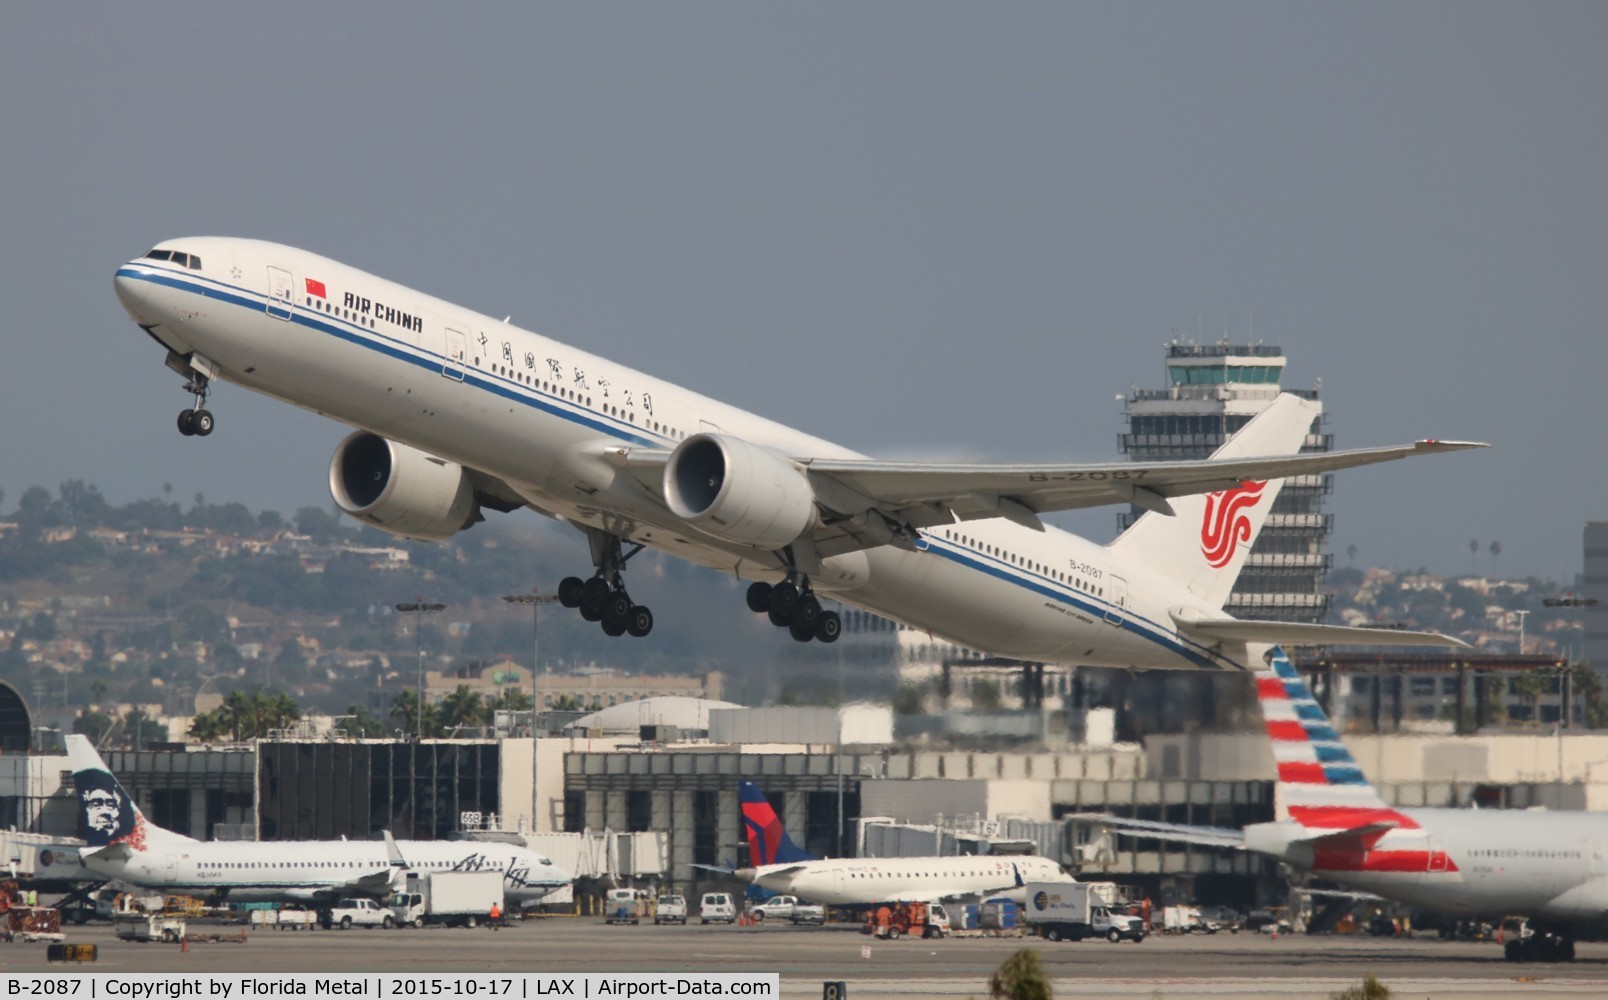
[1589, 840, 1607, 876]
[163, 853, 180, 883]
[1103, 575, 1128, 626]
[441, 327, 468, 381]
[266, 266, 294, 321]
[1427, 836, 1448, 873]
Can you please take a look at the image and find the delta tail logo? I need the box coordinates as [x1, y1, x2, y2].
[1200, 480, 1267, 568]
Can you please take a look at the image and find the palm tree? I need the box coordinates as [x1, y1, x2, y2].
[439, 685, 491, 734]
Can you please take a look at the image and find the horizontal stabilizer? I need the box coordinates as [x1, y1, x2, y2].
[1062, 812, 1247, 850]
[1294, 821, 1400, 851]
[1172, 614, 1468, 649]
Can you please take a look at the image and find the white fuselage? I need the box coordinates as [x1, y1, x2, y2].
[114, 238, 1240, 671]
[1251, 809, 1608, 930]
[749, 854, 1072, 906]
[80, 836, 566, 906]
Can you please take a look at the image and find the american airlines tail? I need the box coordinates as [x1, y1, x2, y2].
[67, 734, 195, 852]
[1246, 647, 1454, 874]
[1107, 393, 1318, 610]
[740, 781, 816, 866]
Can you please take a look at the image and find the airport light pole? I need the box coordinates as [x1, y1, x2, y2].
[395, 600, 446, 742]
[503, 590, 559, 833]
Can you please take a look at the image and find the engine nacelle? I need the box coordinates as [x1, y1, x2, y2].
[328, 432, 478, 542]
[663, 434, 816, 550]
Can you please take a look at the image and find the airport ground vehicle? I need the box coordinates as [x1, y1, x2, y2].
[1024, 881, 1145, 943]
[109, 892, 186, 942]
[653, 894, 687, 924]
[865, 901, 950, 939]
[390, 870, 503, 928]
[699, 892, 737, 924]
[1162, 904, 1219, 934]
[749, 894, 825, 925]
[605, 888, 645, 925]
[322, 897, 395, 929]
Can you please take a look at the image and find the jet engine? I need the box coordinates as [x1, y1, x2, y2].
[328, 432, 479, 542]
[663, 434, 816, 549]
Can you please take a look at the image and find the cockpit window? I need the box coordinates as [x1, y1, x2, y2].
[143, 249, 201, 269]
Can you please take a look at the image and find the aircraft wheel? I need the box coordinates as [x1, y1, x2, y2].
[177, 409, 196, 436]
[1562, 939, 1576, 961]
[558, 577, 585, 608]
[627, 606, 654, 638]
[580, 603, 603, 622]
[601, 618, 626, 637]
[192, 409, 215, 436]
[746, 582, 773, 613]
[1504, 939, 1522, 962]
[789, 618, 815, 642]
[580, 577, 611, 613]
[814, 611, 842, 643]
[791, 595, 821, 630]
[767, 606, 790, 628]
[768, 582, 799, 616]
[606, 592, 633, 622]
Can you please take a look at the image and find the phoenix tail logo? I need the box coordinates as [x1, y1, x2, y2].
[1200, 480, 1267, 568]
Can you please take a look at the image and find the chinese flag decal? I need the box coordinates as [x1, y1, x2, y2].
[305, 277, 327, 299]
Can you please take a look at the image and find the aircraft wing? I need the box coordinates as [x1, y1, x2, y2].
[340, 867, 399, 897]
[1171, 614, 1469, 650]
[618, 433, 1484, 558]
[1064, 813, 1248, 851]
[799, 437, 1483, 528]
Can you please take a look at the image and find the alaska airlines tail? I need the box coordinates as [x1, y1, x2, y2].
[1108, 393, 1318, 610]
[66, 734, 195, 851]
[740, 781, 816, 866]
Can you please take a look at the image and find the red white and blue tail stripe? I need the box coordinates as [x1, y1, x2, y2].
[1257, 647, 1417, 832]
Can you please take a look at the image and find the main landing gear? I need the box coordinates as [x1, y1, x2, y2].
[744, 578, 841, 644]
[1505, 931, 1575, 963]
[175, 369, 215, 438]
[557, 531, 653, 638]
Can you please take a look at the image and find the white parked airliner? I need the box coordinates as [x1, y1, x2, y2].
[1074, 648, 1608, 962]
[63, 735, 570, 908]
[733, 780, 1072, 905]
[113, 238, 1479, 668]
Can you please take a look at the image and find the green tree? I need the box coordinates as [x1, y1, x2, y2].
[988, 948, 1052, 1000]
[891, 683, 925, 716]
[389, 689, 442, 738]
[339, 704, 392, 738]
[72, 710, 117, 746]
[439, 685, 491, 734]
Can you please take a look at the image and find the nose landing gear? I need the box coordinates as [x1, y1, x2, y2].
[171, 356, 215, 437]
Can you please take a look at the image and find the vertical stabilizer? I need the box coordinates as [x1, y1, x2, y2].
[1255, 647, 1406, 831]
[739, 781, 817, 866]
[66, 734, 195, 849]
[1108, 392, 1318, 609]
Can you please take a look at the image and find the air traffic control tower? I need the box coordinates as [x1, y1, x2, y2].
[1119, 343, 1333, 624]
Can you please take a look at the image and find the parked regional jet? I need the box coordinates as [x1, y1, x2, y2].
[731, 781, 1072, 905]
[1073, 648, 1608, 962]
[64, 735, 570, 907]
[114, 239, 1479, 668]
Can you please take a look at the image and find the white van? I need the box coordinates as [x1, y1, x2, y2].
[699, 892, 736, 924]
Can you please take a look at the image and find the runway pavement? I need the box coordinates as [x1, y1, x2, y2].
[6, 918, 1608, 999]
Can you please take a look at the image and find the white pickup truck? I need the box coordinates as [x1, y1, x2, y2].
[749, 895, 826, 925]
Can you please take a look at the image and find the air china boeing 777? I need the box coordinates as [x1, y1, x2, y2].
[115, 238, 1480, 670]
[62, 735, 570, 908]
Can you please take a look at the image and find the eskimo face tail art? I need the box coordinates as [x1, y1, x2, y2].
[67, 734, 194, 851]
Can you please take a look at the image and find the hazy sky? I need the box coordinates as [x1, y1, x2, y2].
[3, 4, 1604, 582]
